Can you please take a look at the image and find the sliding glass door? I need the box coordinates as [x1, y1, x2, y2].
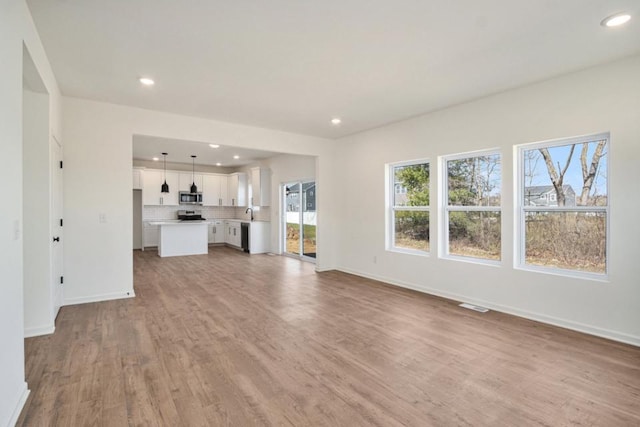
[283, 181, 316, 260]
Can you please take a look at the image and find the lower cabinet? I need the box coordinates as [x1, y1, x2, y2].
[222, 220, 270, 253]
[208, 221, 225, 244]
[225, 221, 241, 247]
[143, 223, 158, 247]
[247, 221, 270, 254]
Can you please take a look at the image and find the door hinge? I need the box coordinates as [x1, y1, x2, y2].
[60, 218, 63, 227]
[59, 160, 63, 169]
[60, 276, 64, 284]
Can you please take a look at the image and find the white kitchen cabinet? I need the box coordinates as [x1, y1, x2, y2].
[250, 167, 271, 207]
[208, 220, 225, 244]
[143, 223, 159, 247]
[202, 174, 228, 206]
[132, 168, 144, 190]
[247, 221, 271, 254]
[226, 173, 247, 207]
[225, 221, 241, 247]
[143, 169, 179, 206]
[179, 172, 203, 192]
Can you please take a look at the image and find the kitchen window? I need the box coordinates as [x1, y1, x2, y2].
[518, 133, 609, 278]
[442, 150, 501, 263]
[387, 160, 430, 254]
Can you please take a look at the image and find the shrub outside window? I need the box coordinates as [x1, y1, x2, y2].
[388, 160, 430, 254]
[519, 134, 609, 277]
[443, 151, 502, 262]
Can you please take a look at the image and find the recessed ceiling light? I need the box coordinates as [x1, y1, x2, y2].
[233, 155, 240, 159]
[139, 77, 155, 86]
[152, 157, 159, 161]
[216, 162, 222, 166]
[209, 144, 220, 148]
[601, 13, 631, 27]
[331, 118, 342, 125]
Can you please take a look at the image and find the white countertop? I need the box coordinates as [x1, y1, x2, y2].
[146, 218, 270, 225]
[222, 219, 270, 224]
[148, 221, 208, 226]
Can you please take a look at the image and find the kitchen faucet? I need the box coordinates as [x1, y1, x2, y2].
[245, 207, 254, 221]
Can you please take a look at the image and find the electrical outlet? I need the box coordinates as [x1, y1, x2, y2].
[373, 255, 377, 264]
[13, 220, 21, 240]
[99, 213, 107, 223]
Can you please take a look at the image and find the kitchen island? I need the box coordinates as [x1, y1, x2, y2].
[150, 221, 208, 257]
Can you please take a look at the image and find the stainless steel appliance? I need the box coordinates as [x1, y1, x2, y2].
[179, 191, 203, 205]
[177, 210, 205, 221]
[241, 222, 249, 253]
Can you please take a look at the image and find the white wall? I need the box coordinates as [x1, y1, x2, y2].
[0, 3, 27, 424]
[62, 98, 339, 306]
[264, 154, 316, 253]
[0, 1, 62, 425]
[132, 159, 235, 174]
[335, 55, 640, 345]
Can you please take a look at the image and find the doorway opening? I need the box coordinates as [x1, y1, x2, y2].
[283, 181, 316, 261]
[22, 43, 62, 336]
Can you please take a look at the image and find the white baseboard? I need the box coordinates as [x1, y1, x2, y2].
[24, 324, 55, 338]
[7, 382, 29, 427]
[337, 266, 640, 348]
[63, 290, 135, 306]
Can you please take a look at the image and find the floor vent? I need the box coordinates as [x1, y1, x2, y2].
[459, 303, 489, 313]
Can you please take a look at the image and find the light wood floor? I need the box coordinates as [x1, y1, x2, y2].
[18, 247, 640, 426]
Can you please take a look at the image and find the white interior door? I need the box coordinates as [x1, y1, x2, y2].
[51, 136, 64, 318]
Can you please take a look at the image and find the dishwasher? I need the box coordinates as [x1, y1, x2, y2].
[241, 222, 250, 253]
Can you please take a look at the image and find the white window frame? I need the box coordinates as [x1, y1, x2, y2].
[386, 158, 430, 256]
[440, 149, 502, 266]
[516, 133, 610, 280]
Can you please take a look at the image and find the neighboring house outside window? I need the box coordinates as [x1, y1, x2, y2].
[524, 185, 575, 206]
[387, 160, 430, 254]
[518, 133, 609, 277]
[442, 150, 502, 263]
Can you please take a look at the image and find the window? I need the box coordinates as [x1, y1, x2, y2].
[388, 160, 430, 254]
[442, 151, 501, 262]
[519, 133, 608, 277]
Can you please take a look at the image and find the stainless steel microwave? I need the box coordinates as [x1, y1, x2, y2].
[179, 192, 203, 205]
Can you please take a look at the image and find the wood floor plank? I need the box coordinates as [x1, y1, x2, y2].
[17, 247, 640, 426]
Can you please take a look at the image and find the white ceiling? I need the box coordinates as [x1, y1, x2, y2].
[27, 0, 640, 139]
[132, 135, 277, 167]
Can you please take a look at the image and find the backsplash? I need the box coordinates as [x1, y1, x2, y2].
[143, 205, 270, 222]
[235, 206, 270, 222]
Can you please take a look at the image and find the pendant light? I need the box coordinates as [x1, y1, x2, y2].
[190, 155, 198, 193]
[161, 153, 169, 193]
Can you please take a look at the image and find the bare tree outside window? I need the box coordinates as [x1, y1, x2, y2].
[521, 136, 608, 274]
[445, 152, 501, 261]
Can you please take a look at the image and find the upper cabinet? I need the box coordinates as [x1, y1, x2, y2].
[139, 168, 247, 207]
[179, 172, 203, 192]
[227, 173, 247, 207]
[143, 169, 179, 205]
[132, 168, 144, 190]
[202, 174, 228, 206]
[250, 167, 271, 207]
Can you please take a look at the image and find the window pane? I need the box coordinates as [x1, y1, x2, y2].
[525, 211, 606, 274]
[394, 210, 429, 252]
[394, 163, 429, 207]
[523, 140, 607, 207]
[285, 183, 301, 255]
[448, 211, 500, 260]
[448, 154, 501, 206]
